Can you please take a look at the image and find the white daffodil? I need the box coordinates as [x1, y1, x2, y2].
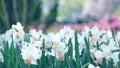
[88, 64, 100, 68]
[4, 22, 25, 47]
[91, 26, 100, 36]
[4, 29, 13, 46]
[12, 22, 24, 31]
[88, 26, 105, 44]
[29, 29, 43, 42]
[34, 41, 42, 48]
[60, 26, 75, 38]
[44, 34, 54, 49]
[52, 33, 61, 42]
[21, 43, 42, 65]
[94, 50, 104, 59]
[59, 26, 75, 43]
[110, 52, 119, 64]
[52, 42, 68, 61]
[2, 22, 120, 67]
[82, 26, 90, 38]
[105, 31, 112, 38]
[12, 22, 25, 39]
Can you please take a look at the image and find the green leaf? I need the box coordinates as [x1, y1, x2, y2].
[100, 33, 105, 38]
[67, 38, 73, 68]
[96, 41, 100, 50]
[61, 60, 66, 68]
[82, 37, 96, 66]
[84, 37, 90, 54]
[65, 54, 71, 68]
[75, 32, 81, 68]
[111, 28, 116, 41]
[24, 33, 30, 42]
[108, 58, 114, 68]
[40, 39, 47, 68]
[117, 61, 120, 68]
[101, 58, 108, 68]
[0, 61, 3, 68]
[89, 31, 93, 37]
[118, 53, 120, 60]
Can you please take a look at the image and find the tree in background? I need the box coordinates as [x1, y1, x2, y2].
[0, 0, 42, 33]
[43, 0, 59, 33]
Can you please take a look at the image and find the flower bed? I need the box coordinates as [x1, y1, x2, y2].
[0, 22, 120, 68]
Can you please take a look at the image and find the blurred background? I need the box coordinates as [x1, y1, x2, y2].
[0, 0, 120, 33]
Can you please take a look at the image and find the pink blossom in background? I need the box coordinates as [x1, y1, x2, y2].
[27, 15, 120, 32]
[37, 25, 43, 30]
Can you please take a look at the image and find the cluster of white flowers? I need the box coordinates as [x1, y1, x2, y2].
[0, 22, 120, 67]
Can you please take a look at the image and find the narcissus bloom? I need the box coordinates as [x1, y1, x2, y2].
[88, 64, 100, 68]
[21, 43, 42, 64]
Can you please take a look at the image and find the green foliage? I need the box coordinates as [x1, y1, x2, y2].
[75, 32, 81, 68]
[1, 42, 24, 68]
[0, 0, 42, 33]
[111, 28, 116, 41]
[108, 58, 114, 68]
[81, 37, 95, 67]
[102, 58, 108, 68]
[67, 38, 73, 68]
